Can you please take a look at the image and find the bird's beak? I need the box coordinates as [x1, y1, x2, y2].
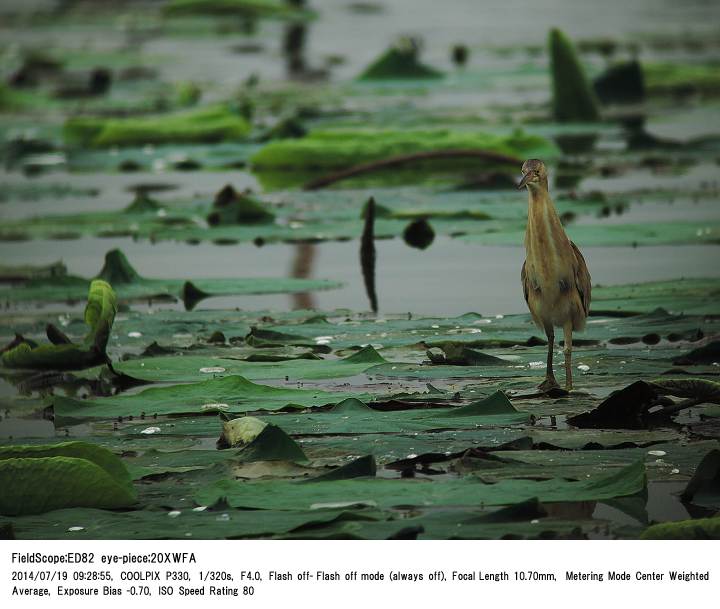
[517, 171, 532, 190]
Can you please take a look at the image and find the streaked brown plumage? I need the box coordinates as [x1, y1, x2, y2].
[519, 159, 591, 391]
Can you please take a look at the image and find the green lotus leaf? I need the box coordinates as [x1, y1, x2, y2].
[640, 516, 720, 540]
[0, 249, 341, 305]
[0, 442, 136, 516]
[53, 375, 371, 424]
[195, 459, 646, 511]
[115, 345, 386, 382]
[65, 104, 251, 148]
[251, 128, 557, 171]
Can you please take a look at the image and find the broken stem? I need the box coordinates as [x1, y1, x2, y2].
[360, 197, 378, 313]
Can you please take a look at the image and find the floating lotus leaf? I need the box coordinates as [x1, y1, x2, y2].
[65, 104, 251, 148]
[53, 375, 371, 425]
[195, 460, 646, 511]
[0, 249, 341, 306]
[115, 345, 386, 382]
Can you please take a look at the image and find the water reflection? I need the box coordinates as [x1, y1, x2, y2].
[360, 197, 378, 312]
[544, 500, 596, 520]
[283, 2, 308, 77]
[283, 0, 331, 81]
[0, 417, 55, 440]
[555, 134, 597, 156]
[289, 242, 317, 310]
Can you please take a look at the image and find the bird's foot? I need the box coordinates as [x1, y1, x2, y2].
[538, 377, 560, 392]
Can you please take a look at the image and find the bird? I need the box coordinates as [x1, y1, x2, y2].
[518, 159, 591, 391]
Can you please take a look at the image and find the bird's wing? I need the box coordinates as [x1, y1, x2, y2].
[520, 259, 530, 305]
[570, 241, 591, 316]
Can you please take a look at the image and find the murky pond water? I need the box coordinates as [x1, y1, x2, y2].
[2, 237, 719, 316]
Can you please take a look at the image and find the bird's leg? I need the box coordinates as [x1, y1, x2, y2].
[538, 326, 559, 391]
[563, 322, 573, 391]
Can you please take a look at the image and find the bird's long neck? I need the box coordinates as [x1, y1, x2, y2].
[525, 183, 571, 257]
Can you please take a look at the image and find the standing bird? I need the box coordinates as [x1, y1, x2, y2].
[518, 159, 591, 391]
